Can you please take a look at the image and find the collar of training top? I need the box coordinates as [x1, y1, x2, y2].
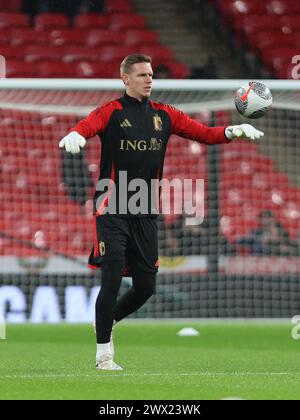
[123, 92, 149, 106]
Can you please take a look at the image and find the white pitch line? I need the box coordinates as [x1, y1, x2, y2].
[1, 372, 298, 379]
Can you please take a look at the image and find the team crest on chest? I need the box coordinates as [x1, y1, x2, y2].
[153, 114, 163, 131]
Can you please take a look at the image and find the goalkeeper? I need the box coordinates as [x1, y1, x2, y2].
[59, 54, 264, 371]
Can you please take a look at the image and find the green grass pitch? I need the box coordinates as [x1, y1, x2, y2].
[0, 321, 299, 400]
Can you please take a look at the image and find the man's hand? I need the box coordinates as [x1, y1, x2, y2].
[225, 124, 264, 141]
[59, 131, 86, 154]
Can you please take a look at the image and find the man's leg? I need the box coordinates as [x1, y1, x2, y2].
[95, 262, 124, 343]
[114, 218, 158, 321]
[95, 261, 124, 370]
[88, 215, 129, 369]
[114, 268, 156, 322]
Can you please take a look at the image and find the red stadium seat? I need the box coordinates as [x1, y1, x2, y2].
[0, 12, 29, 30]
[285, 0, 300, 14]
[139, 45, 174, 61]
[270, 187, 300, 207]
[24, 45, 65, 63]
[168, 136, 207, 157]
[246, 31, 296, 55]
[267, 0, 300, 15]
[267, 0, 287, 14]
[221, 156, 274, 174]
[5, 60, 36, 77]
[221, 140, 259, 158]
[76, 61, 119, 78]
[251, 171, 290, 192]
[239, 188, 270, 205]
[37, 61, 75, 77]
[158, 60, 190, 78]
[170, 62, 190, 79]
[234, 15, 282, 43]
[214, 110, 231, 126]
[9, 28, 49, 46]
[34, 13, 69, 31]
[97, 46, 135, 62]
[0, 30, 14, 45]
[220, 175, 254, 193]
[101, 61, 123, 78]
[219, 0, 267, 27]
[280, 15, 300, 32]
[276, 61, 299, 79]
[49, 29, 87, 46]
[106, 0, 132, 13]
[109, 14, 146, 31]
[0, 0, 22, 12]
[234, 0, 267, 15]
[262, 46, 299, 71]
[62, 46, 101, 62]
[0, 44, 24, 59]
[86, 29, 124, 47]
[73, 13, 110, 29]
[124, 30, 159, 46]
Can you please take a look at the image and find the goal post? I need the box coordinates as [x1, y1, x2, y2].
[0, 78, 300, 322]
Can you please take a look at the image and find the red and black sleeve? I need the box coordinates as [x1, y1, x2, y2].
[69, 100, 122, 139]
[162, 104, 230, 145]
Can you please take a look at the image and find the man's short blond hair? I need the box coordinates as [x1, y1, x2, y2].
[120, 54, 152, 76]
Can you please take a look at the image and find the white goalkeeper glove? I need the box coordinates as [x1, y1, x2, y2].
[59, 131, 86, 154]
[225, 124, 264, 141]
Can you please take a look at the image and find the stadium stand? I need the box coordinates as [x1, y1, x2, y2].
[1, 104, 299, 258]
[86, 29, 125, 47]
[50, 29, 95, 47]
[3, 0, 298, 79]
[73, 13, 109, 29]
[4, 59, 37, 77]
[209, 0, 300, 78]
[0, 106, 205, 256]
[6, 28, 50, 46]
[34, 13, 70, 30]
[124, 29, 159, 47]
[0, 0, 189, 79]
[106, 0, 132, 13]
[1, 1, 300, 320]
[36, 61, 75, 77]
[0, 12, 30, 29]
[0, 0, 22, 12]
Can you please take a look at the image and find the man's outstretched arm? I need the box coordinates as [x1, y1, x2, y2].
[59, 101, 122, 154]
[163, 105, 264, 144]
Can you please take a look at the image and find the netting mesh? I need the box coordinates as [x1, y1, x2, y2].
[1, 81, 300, 321]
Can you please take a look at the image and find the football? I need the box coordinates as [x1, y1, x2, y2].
[235, 81, 273, 119]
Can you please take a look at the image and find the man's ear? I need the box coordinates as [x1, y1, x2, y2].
[122, 73, 129, 86]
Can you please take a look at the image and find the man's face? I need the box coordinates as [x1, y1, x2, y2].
[122, 62, 153, 100]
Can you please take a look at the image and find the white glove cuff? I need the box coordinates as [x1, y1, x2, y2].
[225, 126, 234, 140]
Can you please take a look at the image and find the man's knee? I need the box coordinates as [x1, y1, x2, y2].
[144, 276, 156, 298]
[133, 271, 156, 300]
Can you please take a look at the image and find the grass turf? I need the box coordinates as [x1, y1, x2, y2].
[0, 321, 299, 400]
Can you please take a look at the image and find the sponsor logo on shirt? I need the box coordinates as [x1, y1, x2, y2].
[120, 138, 162, 151]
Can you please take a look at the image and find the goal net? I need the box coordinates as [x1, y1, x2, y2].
[1, 79, 300, 322]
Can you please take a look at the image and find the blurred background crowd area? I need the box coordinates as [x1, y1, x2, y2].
[1, 0, 300, 320]
[1, 0, 299, 79]
[1, 0, 300, 261]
